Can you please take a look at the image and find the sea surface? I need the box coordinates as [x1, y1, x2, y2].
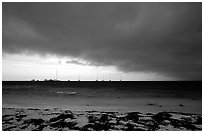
[2, 81, 202, 114]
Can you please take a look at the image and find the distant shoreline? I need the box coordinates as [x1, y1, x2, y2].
[2, 80, 202, 82]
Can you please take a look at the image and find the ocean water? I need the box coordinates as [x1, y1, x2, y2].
[2, 81, 202, 114]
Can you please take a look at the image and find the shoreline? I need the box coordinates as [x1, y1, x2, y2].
[2, 107, 202, 131]
[3, 96, 202, 115]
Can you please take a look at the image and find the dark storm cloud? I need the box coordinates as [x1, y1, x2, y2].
[2, 2, 202, 80]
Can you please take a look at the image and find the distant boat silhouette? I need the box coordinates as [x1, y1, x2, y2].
[120, 75, 122, 81]
[109, 75, 111, 81]
[54, 70, 58, 81]
[102, 76, 104, 81]
[96, 75, 98, 81]
[78, 75, 80, 81]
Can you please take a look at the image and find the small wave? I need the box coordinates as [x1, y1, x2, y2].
[56, 91, 64, 94]
[55, 91, 77, 95]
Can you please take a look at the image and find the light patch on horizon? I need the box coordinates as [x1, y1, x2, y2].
[2, 53, 174, 81]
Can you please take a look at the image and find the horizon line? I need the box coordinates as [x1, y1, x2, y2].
[2, 80, 202, 82]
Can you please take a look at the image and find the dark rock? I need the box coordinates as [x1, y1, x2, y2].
[24, 118, 44, 126]
[153, 112, 172, 124]
[99, 114, 110, 123]
[88, 115, 99, 123]
[50, 113, 75, 122]
[146, 121, 158, 130]
[86, 110, 98, 113]
[50, 120, 68, 128]
[138, 116, 158, 130]
[33, 124, 48, 131]
[87, 114, 112, 130]
[37, 123, 49, 131]
[81, 123, 94, 131]
[16, 114, 27, 118]
[181, 116, 194, 123]
[19, 124, 29, 129]
[126, 112, 139, 122]
[50, 119, 77, 129]
[4, 107, 15, 109]
[194, 115, 202, 125]
[2, 114, 13, 118]
[169, 118, 199, 130]
[161, 120, 171, 126]
[15, 114, 27, 122]
[67, 121, 78, 129]
[3, 125, 17, 131]
[92, 122, 111, 131]
[27, 108, 40, 111]
[125, 122, 135, 130]
[184, 124, 198, 130]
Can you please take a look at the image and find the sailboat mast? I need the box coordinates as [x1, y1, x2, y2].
[56, 70, 58, 80]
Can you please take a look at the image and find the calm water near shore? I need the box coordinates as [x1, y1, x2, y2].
[2, 81, 202, 114]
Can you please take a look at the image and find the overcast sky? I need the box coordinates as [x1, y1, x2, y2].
[2, 2, 202, 81]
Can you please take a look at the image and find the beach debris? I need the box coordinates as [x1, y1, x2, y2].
[2, 108, 202, 131]
[148, 103, 156, 106]
[27, 108, 40, 111]
[179, 104, 184, 107]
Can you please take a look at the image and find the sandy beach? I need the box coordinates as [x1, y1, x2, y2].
[2, 107, 202, 131]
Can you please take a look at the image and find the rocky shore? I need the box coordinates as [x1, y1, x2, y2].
[2, 108, 202, 131]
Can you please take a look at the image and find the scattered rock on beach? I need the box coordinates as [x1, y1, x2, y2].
[3, 125, 17, 131]
[179, 104, 184, 107]
[2, 108, 202, 131]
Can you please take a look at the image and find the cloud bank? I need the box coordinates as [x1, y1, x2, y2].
[66, 60, 90, 66]
[2, 2, 202, 80]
